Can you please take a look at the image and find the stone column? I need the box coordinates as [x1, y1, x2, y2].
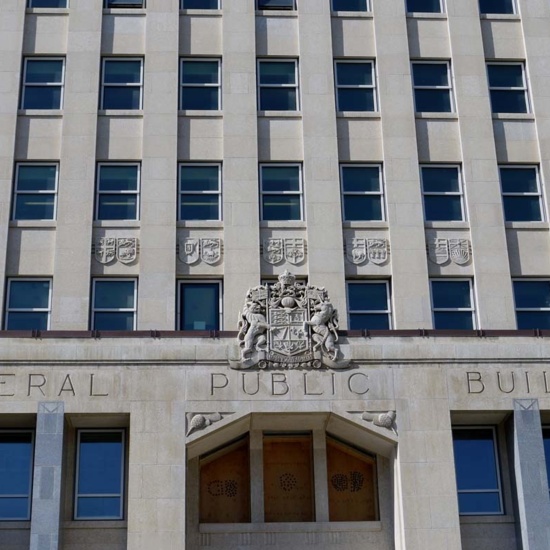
[30, 401, 65, 550]
[512, 399, 550, 549]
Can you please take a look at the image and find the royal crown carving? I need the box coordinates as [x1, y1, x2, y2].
[427, 238, 471, 265]
[178, 238, 223, 265]
[93, 237, 139, 265]
[345, 238, 389, 265]
[229, 271, 349, 371]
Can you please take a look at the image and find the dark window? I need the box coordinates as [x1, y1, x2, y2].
[5, 280, 51, 330]
[13, 164, 57, 220]
[513, 280, 550, 330]
[487, 63, 528, 114]
[28, 0, 68, 6]
[335, 61, 376, 112]
[96, 164, 139, 220]
[101, 59, 143, 110]
[407, 0, 442, 12]
[104, 0, 144, 6]
[421, 166, 464, 221]
[500, 166, 542, 222]
[347, 281, 391, 330]
[452, 427, 503, 515]
[258, 60, 298, 111]
[431, 279, 475, 329]
[92, 280, 136, 331]
[260, 165, 302, 221]
[181, 0, 219, 7]
[341, 165, 383, 221]
[180, 59, 221, 110]
[332, 0, 368, 10]
[257, 0, 294, 9]
[178, 282, 221, 330]
[21, 58, 64, 110]
[479, 0, 515, 15]
[412, 61, 452, 113]
[179, 165, 221, 221]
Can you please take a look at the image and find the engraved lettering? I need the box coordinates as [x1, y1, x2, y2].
[271, 373, 289, 396]
[347, 373, 369, 395]
[28, 374, 46, 397]
[0, 374, 15, 397]
[303, 373, 323, 396]
[90, 373, 109, 397]
[467, 372, 485, 394]
[242, 373, 260, 396]
[497, 371, 515, 394]
[210, 374, 229, 396]
[58, 374, 76, 396]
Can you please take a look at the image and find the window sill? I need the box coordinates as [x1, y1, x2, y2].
[9, 220, 57, 229]
[480, 13, 520, 21]
[200, 521, 383, 533]
[415, 112, 458, 120]
[255, 10, 298, 17]
[505, 221, 549, 230]
[260, 220, 306, 228]
[102, 8, 146, 15]
[424, 221, 469, 229]
[343, 221, 388, 229]
[406, 12, 447, 19]
[177, 221, 223, 229]
[258, 110, 302, 119]
[459, 515, 514, 524]
[180, 9, 222, 16]
[337, 111, 380, 120]
[98, 110, 144, 117]
[18, 109, 63, 117]
[93, 220, 141, 229]
[64, 520, 128, 529]
[0, 521, 30, 529]
[26, 8, 70, 15]
[178, 110, 223, 118]
[492, 113, 534, 120]
[331, 11, 373, 19]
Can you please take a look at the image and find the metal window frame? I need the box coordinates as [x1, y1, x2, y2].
[479, 0, 516, 16]
[259, 163, 303, 221]
[331, 0, 370, 11]
[5, 278, 52, 330]
[74, 428, 125, 520]
[257, 58, 300, 111]
[452, 426, 504, 516]
[430, 278, 476, 328]
[13, 162, 59, 221]
[420, 164, 465, 221]
[179, 58, 222, 111]
[28, 0, 69, 7]
[406, 0, 444, 13]
[486, 61, 530, 113]
[256, 0, 295, 10]
[411, 60, 454, 112]
[91, 278, 137, 331]
[176, 280, 223, 330]
[95, 162, 140, 221]
[21, 57, 65, 110]
[0, 430, 35, 521]
[100, 57, 144, 110]
[499, 165, 544, 222]
[180, 0, 220, 7]
[340, 163, 385, 222]
[178, 163, 222, 221]
[512, 278, 550, 316]
[346, 280, 392, 329]
[334, 59, 377, 112]
[104, 0, 144, 8]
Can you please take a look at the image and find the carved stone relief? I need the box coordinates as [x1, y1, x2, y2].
[427, 238, 471, 265]
[262, 238, 306, 265]
[93, 237, 139, 265]
[345, 238, 389, 265]
[178, 238, 223, 265]
[360, 410, 397, 434]
[186, 412, 227, 436]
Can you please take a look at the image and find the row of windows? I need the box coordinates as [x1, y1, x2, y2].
[12, 162, 545, 224]
[20, 57, 530, 116]
[27, 0, 520, 16]
[6, 278, 550, 332]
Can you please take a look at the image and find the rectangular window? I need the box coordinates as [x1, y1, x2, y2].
[0, 431, 34, 521]
[28, 0, 68, 6]
[104, 0, 144, 7]
[431, 279, 475, 330]
[257, 0, 295, 9]
[544, 428, 550, 496]
[181, 0, 219, 7]
[260, 164, 302, 221]
[5, 279, 51, 331]
[96, 164, 139, 221]
[335, 60, 376, 112]
[21, 58, 64, 110]
[421, 165, 464, 221]
[258, 60, 299, 111]
[75, 430, 125, 520]
[180, 59, 221, 110]
[500, 166, 543, 222]
[101, 58, 143, 110]
[340, 165, 384, 221]
[332, 0, 368, 10]
[13, 164, 58, 221]
[513, 280, 550, 330]
[479, 0, 515, 15]
[487, 63, 528, 114]
[178, 281, 221, 330]
[347, 281, 391, 330]
[406, 0, 442, 12]
[412, 61, 453, 113]
[91, 279, 137, 331]
[452, 427, 503, 515]
[179, 164, 221, 221]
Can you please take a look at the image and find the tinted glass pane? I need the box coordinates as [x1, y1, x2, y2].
[413, 63, 448, 86]
[332, 0, 367, 10]
[490, 90, 527, 114]
[414, 89, 451, 112]
[180, 88, 219, 110]
[422, 167, 459, 193]
[14, 194, 55, 220]
[259, 62, 296, 85]
[94, 312, 135, 331]
[258, 0, 294, 8]
[458, 492, 502, 515]
[180, 166, 219, 192]
[262, 195, 301, 220]
[0, 498, 29, 520]
[342, 167, 380, 193]
[479, 0, 514, 14]
[488, 65, 523, 88]
[181, 61, 219, 84]
[0, 433, 33, 496]
[543, 429, 550, 488]
[513, 281, 550, 308]
[407, 0, 441, 11]
[6, 312, 49, 330]
[516, 311, 550, 330]
[500, 168, 537, 193]
[262, 166, 300, 192]
[104, 61, 142, 84]
[17, 165, 56, 191]
[182, 0, 218, 7]
[77, 497, 121, 518]
[25, 60, 63, 83]
[106, 0, 143, 5]
[259, 88, 297, 110]
[102, 87, 141, 109]
[29, 0, 68, 6]
[337, 89, 375, 111]
[424, 196, 463, 221]
[180, 284, 219, 330]
[503, 196, 542, 222]
[97, 195, 137, 220]
[22, 87, 62, 109]
[94, 281, 135, 309]
[99, 166, 138, 191]
[8, 280, 50, 309]
[343, 195, 382, 221]
[348, 283, 388, 311]
[349, 313, 390, 330]
[180, 195, 219, 220]
[433, 311, 474, 330]
[432, 281, 471, 309]
[336, 63, 373, 86]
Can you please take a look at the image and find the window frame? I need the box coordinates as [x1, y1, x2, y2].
[411, 60, 454, 113]
[178, 163, 222, 221]
[452, 426, 504, 516]
[0, 430, 35, 521]
[479, 0, 516, 15]
[256, 0, 295, 10]
[95, 162, 140, 221]
[340, 163, 385, 222]
[21, 57, 65, 110]
[12, 163, 59, 221]
[180, 0, 220, 7]
[257, 58, 300, 112]
[420, 164, 465, 222]
[334, 59, 377, 113]
[100, 57, 144, 111]
[346, 280, 393, 330]
[499, 165, 544, 222]
[27, 0, 69, 7]
[177, 280, 223, 331]
[512, 278, 550, 329]
[91, 278, 137, 331]
[259, 163, 304, 222]
[104, 0, 144, 7]
[430, 278, 476, 330]
[74, 428, 126, 521]
[331, 0, 370, 11]
[4, 278, 52, 331]
[179, 58, 222, 111]
[486, 62, 529, 114]
[406, 0, 444, 13]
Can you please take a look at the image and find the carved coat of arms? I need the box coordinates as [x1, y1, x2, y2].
[346, 238, 367, 265]
[449, 239, 470, 265]
[179, 238, 223, 265]
[346, 238, 388, 265]
[263, 239, 284, 265]
[367, 239, 388, 265]
[428, 238, 449, 265]
[201, 239, 222, 265]
[230, 271, 349, 371]
[95, 238, 117, 265]
[428, 238, 471, 266]
[116, 238, 138, 264]
[263, 238, 306, 265]
[94, 237, 139, 265]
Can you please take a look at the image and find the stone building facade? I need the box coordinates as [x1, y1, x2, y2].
[0, 0, 550, 549]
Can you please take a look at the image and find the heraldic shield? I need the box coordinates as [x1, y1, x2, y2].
[230, 271, 349, 370]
